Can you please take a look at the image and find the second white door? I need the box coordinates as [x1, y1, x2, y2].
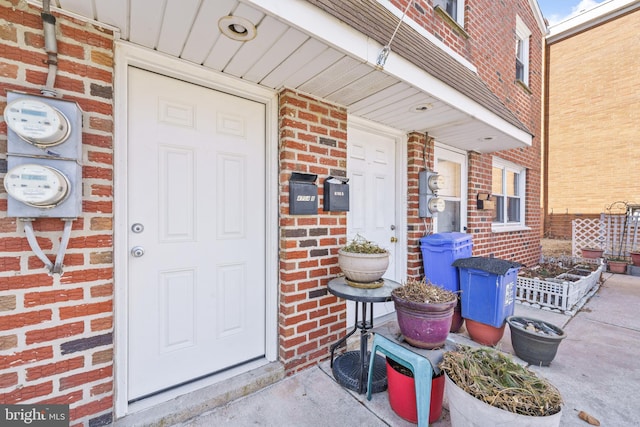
[347, 122, 402, 318]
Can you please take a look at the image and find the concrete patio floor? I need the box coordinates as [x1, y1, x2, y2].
[176, 271, 639, 426]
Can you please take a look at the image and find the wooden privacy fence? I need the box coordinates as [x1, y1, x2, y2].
[573, 207, 640, 259]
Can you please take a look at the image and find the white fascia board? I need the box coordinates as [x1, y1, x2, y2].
[246, 0, 531, 146]
[528, 0, 548, 34]
[547, 0, 640, 43]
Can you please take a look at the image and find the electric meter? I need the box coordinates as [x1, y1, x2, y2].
[4, 164, 71, 208]
[4, 98, 71, 147]
[428, 197, 446, 214]
[428, 174, 446, 192]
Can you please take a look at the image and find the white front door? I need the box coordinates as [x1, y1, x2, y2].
[434, 146, 467, 233]
[347, 121, 403, 318]
[127, 68, 266, 400]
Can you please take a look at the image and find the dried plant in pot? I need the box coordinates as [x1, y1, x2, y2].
[391, 278, 457, 349]
[440, 346, 563, 427]
[338, 235, 389, 287]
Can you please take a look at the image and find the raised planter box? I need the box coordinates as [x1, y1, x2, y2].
[516, 262, 604, 313]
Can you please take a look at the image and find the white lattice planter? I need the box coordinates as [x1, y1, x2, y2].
[516, 263, 604, 313]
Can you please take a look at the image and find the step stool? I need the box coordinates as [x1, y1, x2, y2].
[367, 333, 433, 427]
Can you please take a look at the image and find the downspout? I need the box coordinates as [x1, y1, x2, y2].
[40, 0, 59, 97]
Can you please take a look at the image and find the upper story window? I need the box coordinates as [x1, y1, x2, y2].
[515, 15, 531, 86]
[433, 0, 465, 26]
[492, 158, 526, 229]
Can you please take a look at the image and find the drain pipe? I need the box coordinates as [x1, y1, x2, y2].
[41, 0, 59, 97]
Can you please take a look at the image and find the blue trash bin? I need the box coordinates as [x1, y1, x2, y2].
[420, 233, 473, 292]
[453, 257, 521, 328]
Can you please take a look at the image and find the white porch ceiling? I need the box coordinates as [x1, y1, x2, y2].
[33, 0, 532, 153]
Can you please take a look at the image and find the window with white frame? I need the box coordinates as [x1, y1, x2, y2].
[492, 158, 526, 227]
[515, 15, 531, 86]
[433, 0, 465, 26]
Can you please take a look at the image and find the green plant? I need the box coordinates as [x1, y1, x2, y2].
[341, 234, 387, 254]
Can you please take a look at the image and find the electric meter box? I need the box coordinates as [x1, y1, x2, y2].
[5, 156, 82, 218]
[289, 172, 318, 215]
[4, 91, 83, 218]
[5, 91, 82, 159]
[323, 176, 349, 212]
[419, 170, 445, 218]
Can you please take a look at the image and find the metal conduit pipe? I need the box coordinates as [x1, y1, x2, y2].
[41, 0, 59, 97]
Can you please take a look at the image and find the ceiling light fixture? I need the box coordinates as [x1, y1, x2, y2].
[411, 103, 433, 113]
[218, 16, 257, 42]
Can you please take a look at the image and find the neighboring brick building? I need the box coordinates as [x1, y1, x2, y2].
[544, 0, 640, 238]
[1, 0, 544, 425]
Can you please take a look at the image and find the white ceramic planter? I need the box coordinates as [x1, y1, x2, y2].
[445, 374, 562, 427]
[337, 249, 389, 283]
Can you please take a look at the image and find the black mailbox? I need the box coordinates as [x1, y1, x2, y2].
[289, 172, 318, 215]
[323, 176, 349, 212]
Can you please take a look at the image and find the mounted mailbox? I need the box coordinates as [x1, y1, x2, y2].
[477, 193, 495, 210]
[289, 172, 318, 215]
[323, 176, 349, 212]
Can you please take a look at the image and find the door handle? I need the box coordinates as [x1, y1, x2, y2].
[131, 246, 145, 257]
[390, 236, 398, 243]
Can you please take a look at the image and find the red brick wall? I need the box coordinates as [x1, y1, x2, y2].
[467, 0, 543, 267]
[388, 0, 472, 59]
[0, 1, 115, 425]
[387, 0, 543, 267]
[278, 89, 348, 373]
[0, 0, 545, 421]
[545, 213, 600, 239]
[406, 132, 434, 278]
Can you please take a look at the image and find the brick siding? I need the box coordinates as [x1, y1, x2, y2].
[0, 0, 545, 423]
[545, 10, 640, 216]
[0, 1, 115, 425]
[545, 213, 600, 239]
[278, 89, 348, 374]
[389, 0, 543, 267]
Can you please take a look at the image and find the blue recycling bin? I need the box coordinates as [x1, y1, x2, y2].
[453, 257, 521, 327]
[420, 233, 473, 292]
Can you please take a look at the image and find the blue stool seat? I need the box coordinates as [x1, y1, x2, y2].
[367, 333, 433, 427]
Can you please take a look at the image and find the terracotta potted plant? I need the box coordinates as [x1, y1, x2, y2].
[606, 257, 628, 274]
[440, 346, 563, 427]
[338, 234, 389, 287]
[580, 247, 604, 259]
[464, 318, 506, 346]
[391, 278, 457, 349]
[630, 249, 640, 266]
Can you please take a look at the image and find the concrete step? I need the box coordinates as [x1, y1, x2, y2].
[114, 361, 285, 426]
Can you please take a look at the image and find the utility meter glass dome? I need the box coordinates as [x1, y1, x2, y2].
[4, 98, 71, 147]
[4, 163, 70, 208]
